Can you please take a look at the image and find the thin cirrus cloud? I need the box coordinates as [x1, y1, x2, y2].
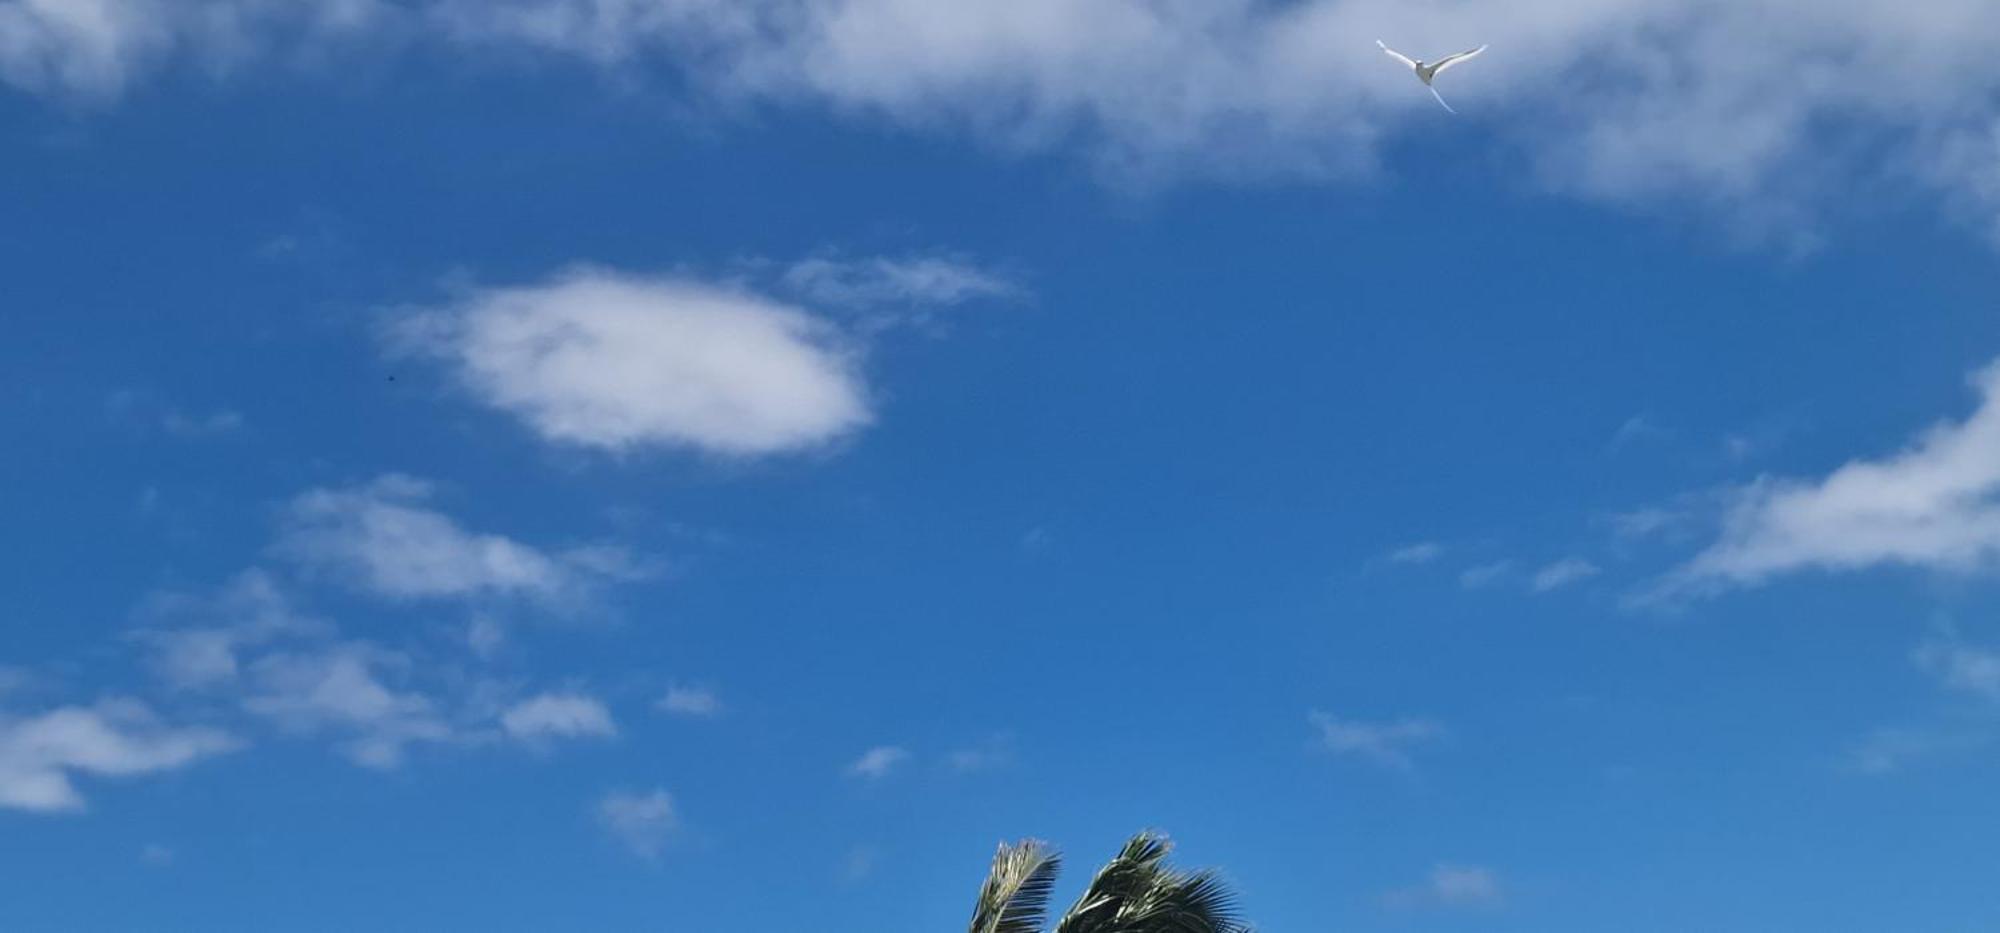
[1384, 864, 1504, 910]
[1913, 626, 2000, 704]
[0, 700, 237, 814]
[274, 474, 646, 604]
[389, 269, 872, 458]
[1385, 542, 1443, 565]
[1666, 361, 2000, 595]
[14, 2, 2000, 238]
[1309, 711, 1441, 771]
[1530, 557, 1600, 593]
[779, 255, 1020, 310]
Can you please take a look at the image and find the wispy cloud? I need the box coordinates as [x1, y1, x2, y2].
[501, 692, 617, 742]
[241, 644, 458, 770]
[135, 570, 330, 691]
[0, 700, 237, 814]
[106, 390, 244, 438]
[274, 475, 643, 605]
[1458, 561, 1513, 590]
[946, 733, 1015, 773]
[1847, 725, 1990, 775]
[1384, 864, 1504, 910]
[1385, 542, 1443, 565]
[597, 788, 677, 859]
[1669, 361, 2000, 595]
[846, 745, 910, 780]
[656, 685, 723, 718]
[780, 254, 1018, 311]
[1531, 557, 1600, 593]
[16, 2, 2000, 241]
[1309, 712, 1441, 771]
[1913, 625, 2000, 703]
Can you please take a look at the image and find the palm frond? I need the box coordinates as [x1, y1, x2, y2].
[969, 840, 1063, 933]
[1053, 832, 1249, 933]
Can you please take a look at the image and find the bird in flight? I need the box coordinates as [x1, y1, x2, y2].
[1377, 40, 1488, 113]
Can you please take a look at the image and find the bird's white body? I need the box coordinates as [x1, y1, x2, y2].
[1377, 40, 1487, 113]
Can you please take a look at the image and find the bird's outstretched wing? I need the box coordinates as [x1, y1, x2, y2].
[1430, 44, 1487, 74]
[1428, 84, 1458, 114]
[1376, 39, 1418, 71]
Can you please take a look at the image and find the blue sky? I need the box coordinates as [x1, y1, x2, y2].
[6, 2, 2000, 931]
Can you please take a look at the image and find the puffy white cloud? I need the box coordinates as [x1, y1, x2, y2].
[597, 787, 677, 858]
[655, 684, 722, 718]
[275, 475, 641, 603]
[501, 692, 616, 741]
[846, 745, 909, 779]
[1385, 864, 1504, 910]
[1309, 711, 1440, 770]
[0, 700, 236, 813]
[1675, 362, 2000, 591]
[391, 269, 870, 457]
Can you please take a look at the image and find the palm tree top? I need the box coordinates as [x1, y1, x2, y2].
[968, 831, 1249, 933]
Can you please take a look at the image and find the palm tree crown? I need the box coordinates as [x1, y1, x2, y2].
[967, 831, 1249, 933]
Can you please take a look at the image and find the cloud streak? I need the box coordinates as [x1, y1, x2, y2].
[0, 700, 236, 813]
[1672, 362, 2000, 593]
[14, 1, 2000, 238]
[1309, 711, 1441, 770]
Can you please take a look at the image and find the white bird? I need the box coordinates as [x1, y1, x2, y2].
[1377, 40, 1487, 113]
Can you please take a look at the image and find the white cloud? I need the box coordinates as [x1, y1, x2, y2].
[1458, 561, 1512, 590]
[0, 0, 174, 97]
[106, 390, 245, 438]
[656, 684, 722, 718]
[946, 733, 1014, 773]
[1385, 542, 1443, 565]
[1309, 711, 1441, 770]
[276, 475, 637, 603]
[15, 2, 2000, 239]
[390, 269, 870, 457]
[597, 787, 677, 858]
[1385, 864, 1504, 910]
[846, 745, 909, 779]
[839, 844, 879, 884]
[136, 570, 329, 691]
[0, 700, 236, 813]
[1847, 726, 1988, 775]
[1531, 557, 1600, 592]
[241, 644, 456, 769]
[501, 692, 617, 741]
[780, 255, 1017, 310]
[1674, 362, 2000, 592]
[1914, 627, 2000, 703]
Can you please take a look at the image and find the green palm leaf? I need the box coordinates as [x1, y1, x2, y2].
[969, 840, 1063, 933]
